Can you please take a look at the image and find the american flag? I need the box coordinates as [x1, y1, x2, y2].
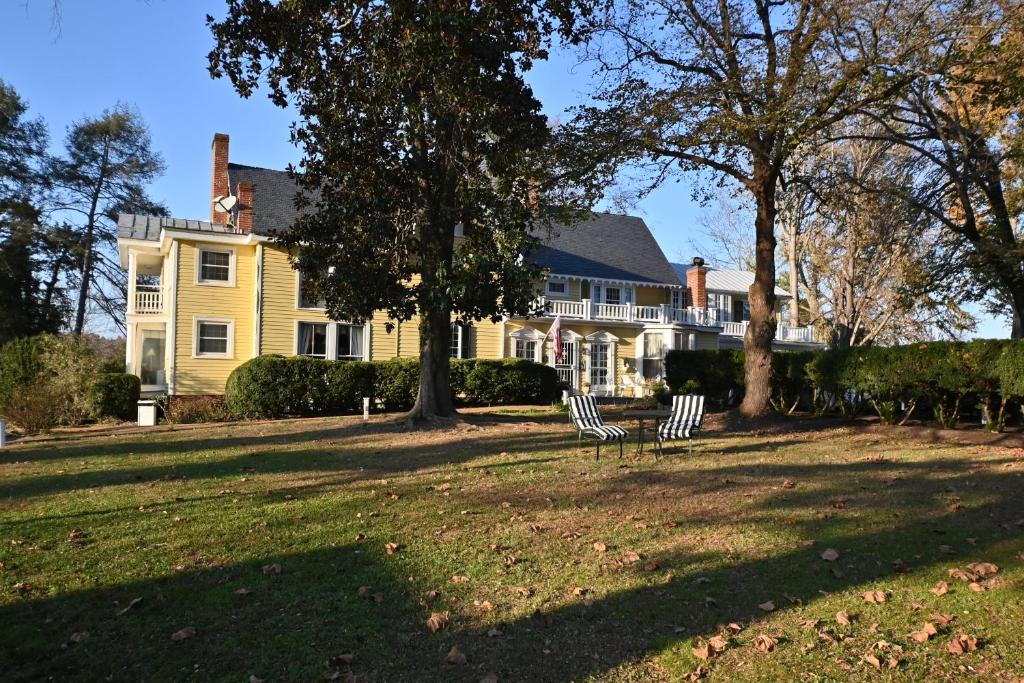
[550, 315, 563, 364]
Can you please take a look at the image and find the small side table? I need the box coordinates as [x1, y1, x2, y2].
[622, 409, 672, 458]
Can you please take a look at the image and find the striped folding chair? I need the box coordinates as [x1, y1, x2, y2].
[567, 394, 628, 460]
[656, 394, 706, 455]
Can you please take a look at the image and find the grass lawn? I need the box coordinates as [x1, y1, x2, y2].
[1, 409, 1023, 682]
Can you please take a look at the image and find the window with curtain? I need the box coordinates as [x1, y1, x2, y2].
[336, 324, 364, 360]
[298, 322, 328, 358]
[643, 332, 664, 379]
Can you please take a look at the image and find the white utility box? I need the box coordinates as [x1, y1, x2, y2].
[137, 400, 158, 427]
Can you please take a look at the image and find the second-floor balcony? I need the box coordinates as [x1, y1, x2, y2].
[538, 297, 724, 326]
[722, 320, 817, 343]
[132, 286, 163, 315]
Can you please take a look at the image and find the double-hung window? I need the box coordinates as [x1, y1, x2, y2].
[605, 286, 621, 305]
[197, 248, 233, 285]
[194, 319, 233, 358]
[450, 323, 464, 359]
[336, 324, 365, 361]
[514, 340, 537, 361]
[643, 332, 664, 379]
[297, 322, 329, 359]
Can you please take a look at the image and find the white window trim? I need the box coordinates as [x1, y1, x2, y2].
[195, 246, 236, 287]
[509, 326, 546, 363]
[450, 323, 464, 359]
[192, 317, 235, 359]
[295, 269, 327, 311]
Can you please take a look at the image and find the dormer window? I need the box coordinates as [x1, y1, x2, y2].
[546, 278, 568, 296]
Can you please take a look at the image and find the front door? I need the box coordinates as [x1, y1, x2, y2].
[138, 328, 166, 388]
[555, 340, 579, 391]
[590, 342, 613, 396]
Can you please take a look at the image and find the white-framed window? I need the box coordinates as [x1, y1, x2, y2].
[297, 321, 329, 359]
[674, 331, 697, 351]
[642, 332, 664, 379]
[605, 286, 622, 305]
[196, 247, 235, 286]
[336, 323, 365, 361]
[297, 270, 326, 310]
[671, 288, 684, 309]
[194, 318, 234, 358]
[450, 323, 465, 358]
[546, 278, 568, 296]
[515, 340, 537, 360]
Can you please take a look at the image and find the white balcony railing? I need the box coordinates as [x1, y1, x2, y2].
[537, 297, 723, 328]
[721, 320, 817, 343]
[134, 289, 163, 314]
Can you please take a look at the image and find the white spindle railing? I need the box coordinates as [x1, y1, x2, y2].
[594, 303, 629, 320]
[134, 289, 163, 314]
[545, 298, 585, 318]
[722, 321, 747, 336]
[633, 305, 661, 322]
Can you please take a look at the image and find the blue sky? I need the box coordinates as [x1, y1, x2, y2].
[0, 0, 1008, 337]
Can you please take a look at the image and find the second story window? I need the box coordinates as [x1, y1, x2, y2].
[298, 271, 326, 309]
[546, 279, 567, 296]
[197, 248, 233, 285]
[605, 286, 621, 305]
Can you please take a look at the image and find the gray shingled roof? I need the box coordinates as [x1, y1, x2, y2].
[531, 214, 682, 285]
[228, 162, 308, 236]
[671, 263, 789, 297]
[117, 214, 237, 241]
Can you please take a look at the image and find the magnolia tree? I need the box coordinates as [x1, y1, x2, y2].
[208, 1, 598, 422]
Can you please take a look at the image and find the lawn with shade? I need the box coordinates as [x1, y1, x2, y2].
[1, 409, 1023, 682]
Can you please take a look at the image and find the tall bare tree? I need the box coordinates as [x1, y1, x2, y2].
[567, 0, 946, 415]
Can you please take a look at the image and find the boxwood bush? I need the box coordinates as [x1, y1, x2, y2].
[87, 373, 142, 421]
[224, 355, 558, 418]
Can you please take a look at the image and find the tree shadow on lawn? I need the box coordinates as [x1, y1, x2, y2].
[0, 425, 578, 503]
[2, 445, 1022, 681]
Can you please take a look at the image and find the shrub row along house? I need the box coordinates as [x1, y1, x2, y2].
[117, 133, 821, 399]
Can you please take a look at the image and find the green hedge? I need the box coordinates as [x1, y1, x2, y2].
[224, 355, 559, 419]
[87, 373, 141, 420]
[664, 339, 1024, 431]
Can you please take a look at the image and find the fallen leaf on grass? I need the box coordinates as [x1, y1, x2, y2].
[384, 542, 401, 555]
[451, 575, 470, 584]
[863, 653, 899, 669]
[782, 479, 796, 489]
[570, 586, 590, 597]
[688, 664, 710, 681]
[862, 591, 886, 603]
[946, 633, 978, 654]
[798, 619, 820, 629]
[758, 601, 776, 612]
[512, 586, 532, 597]
[170, 626, 196, 641]
[754, 634, 777, 653]
[931, 613, 955, 625]
[445, 645, 467, 665]
[939, 545, 957, 555]
[356, 586, 374, 597]
[909, 622, 939, 643]
[329, 654, 355, 666]
[426, 612, 449, 633]
[930, 581, 949, 596]
[966, 562, 998, 577]
[691, 641, 712, 660]
[486, 628, 502, 638]
[801, 642, 816, 653]
[593, 542, 607, 553]
[708, 635, 729, 653]
[69, 631, 89, 643]
[821, 548, 840, 562]
[261, 563, 281, 575]
[622, 551, 641, 564]
[949, 567, 977, 582]
[968, 582, 986, 592]
[476, 600, 494, 613]
[836, 611, 851, 626]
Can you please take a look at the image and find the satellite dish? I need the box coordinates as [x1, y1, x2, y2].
[214, 195, 237, 213]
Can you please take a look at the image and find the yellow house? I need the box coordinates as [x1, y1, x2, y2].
[117, 133, 808, 399]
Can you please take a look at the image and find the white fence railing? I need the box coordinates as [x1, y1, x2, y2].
[721, 320, 817, 342]
[134, 289, 163, 314]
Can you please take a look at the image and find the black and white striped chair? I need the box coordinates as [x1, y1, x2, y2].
[656, 394, 706, 454]
[567, 394, 628, 460]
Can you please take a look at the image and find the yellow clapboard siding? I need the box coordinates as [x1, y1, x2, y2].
[173, 241, 257, 395]
[635, 285, 668, 306]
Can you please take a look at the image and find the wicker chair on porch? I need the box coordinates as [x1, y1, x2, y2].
[567, 394, 628, 460]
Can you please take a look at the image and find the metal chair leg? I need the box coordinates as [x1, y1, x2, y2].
[618, 440, 623, 458]
[596, 441, 600, 461]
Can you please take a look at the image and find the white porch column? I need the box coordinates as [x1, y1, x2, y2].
[582, 298, 593, 320]
[127, 251, 137, 315]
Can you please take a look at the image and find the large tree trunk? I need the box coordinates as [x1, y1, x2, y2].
[408, 303, 456, 422]
[740, 172, 778, 417]
[786, 226, 800, 324]
[73, 237, 93, 334]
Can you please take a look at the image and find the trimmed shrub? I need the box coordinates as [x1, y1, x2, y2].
[664, 349, 744, 403]
[771, 351, 814, 414]
[224, 355, 298, 418]
[87, 373, 141, 421]
[465, 359, 559, 405]
[0, 334, 47, 411]
[373, 358, 419, 411]
[449, 358, 477, 402]
[0, 334, 101, 428]
[327, 361, 376, 412]
[167, 396, 230, 424]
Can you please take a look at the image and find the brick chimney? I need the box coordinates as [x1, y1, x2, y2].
[211, 133, 230, 223]
[235, 181, 253, 232]
[686, 257, 708, 309]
